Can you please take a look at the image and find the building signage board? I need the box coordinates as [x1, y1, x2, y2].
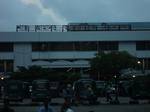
[16, 25, 66, 32]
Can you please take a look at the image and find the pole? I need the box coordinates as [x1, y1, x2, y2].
[115, 75, 118, 101]
[114, 75, 120, 104]
[142, 59, 145, 74]
[4, 61, 7, 73]
[98, 71, 100, 80]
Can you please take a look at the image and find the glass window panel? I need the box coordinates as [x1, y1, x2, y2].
[0, 43, 13, 52]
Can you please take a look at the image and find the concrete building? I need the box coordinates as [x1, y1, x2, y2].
[0, 22, 150, 74]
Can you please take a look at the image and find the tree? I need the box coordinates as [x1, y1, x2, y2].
[90, 51, 137, 79]
[11, 66, 81, 82]
[91, 51, 138, 103]
[129, 75, 150, 98]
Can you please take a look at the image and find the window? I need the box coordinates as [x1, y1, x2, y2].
[32, 42, 119, 51]
[0, 60, 13, 72]
[98, 41, 118, 51]
[136, 41, 150, 50]
[50, 42, 74, 51]
[0, 43, 13, 52]
[32, 43, 49, 51]
[74, 42, 97, 51]
[32, 42, 74, 51]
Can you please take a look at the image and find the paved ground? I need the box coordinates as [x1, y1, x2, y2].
[0, 97, 149, 106]
[12, 104, 150, 112]
[0, 97, 150, 112]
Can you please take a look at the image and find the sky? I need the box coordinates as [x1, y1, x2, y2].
[0, 0, 150, 31]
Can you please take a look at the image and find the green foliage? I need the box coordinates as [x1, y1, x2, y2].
[134, 75, 150, 92]
[11, 66, 81, 82]
[129, 75, 150, 97]
[90, 51, 137, 79]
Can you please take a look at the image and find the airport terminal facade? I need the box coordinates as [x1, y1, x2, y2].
[0, 22, 150, 74]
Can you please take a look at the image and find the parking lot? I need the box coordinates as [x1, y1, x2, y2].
[0, 78, 150, 112]
[0, 97, 150, 112]
[12, 104, 150, 112]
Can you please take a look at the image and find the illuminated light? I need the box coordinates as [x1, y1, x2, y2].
[132, 75, 136, 78]
[137, 61, 141, 64]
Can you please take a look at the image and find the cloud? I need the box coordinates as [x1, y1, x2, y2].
[43, 0, 150, 22]
[21, 0, 39, 5]
[21, 0, 67, 24]
[0, 0, 150, 31]
[0, 0, 40, 31]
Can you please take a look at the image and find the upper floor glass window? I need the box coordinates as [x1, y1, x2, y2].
[74, 42, 97, 51]
[32, 42, 74, 51]
[32, 43, 49, 51]
[0, 43, 13, 52]
[136, 41, 150, 50]
[98, 41, 118, 51]
[0, 60, 13, 72]
[50, 42, 74, 51]
[32, 41, 118, 51]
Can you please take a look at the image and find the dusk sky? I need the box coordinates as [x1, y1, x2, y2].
[0, 0, 150, 31]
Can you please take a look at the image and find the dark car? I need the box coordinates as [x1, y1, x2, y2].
[4, 80, 24, 102]
[49, 81, 60, 98]
[31, 79, 51, 102]
[23, 81, 31, 98]
[95, 81, 106, 96]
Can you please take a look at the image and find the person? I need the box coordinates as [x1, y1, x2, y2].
[106, 88, 112, 102]
[38, 98, 55, 112]
[86, 85, 96, 104]
[0, 99, 15, 112]
[62, 84, 74, 104]
[60, 100, 74, 112]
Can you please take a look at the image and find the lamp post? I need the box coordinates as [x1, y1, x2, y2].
[137, 59, 145, 74]
[114, 75, 120, 104]
[129, 74, 139, 104]
[98, 71, 100, 80]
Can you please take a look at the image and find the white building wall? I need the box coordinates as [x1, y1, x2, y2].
[32, 51, 97, 59]
[119, 42, 150, 58]
[0, 31, 150, 42]
[0, 31, 150, 71]
[14, 43, 32, 71]
[136, 51, 150, 58]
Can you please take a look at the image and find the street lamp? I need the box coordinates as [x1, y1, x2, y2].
[114, 75, 120, 104]
[132, 75, 136, 78]
[137, 59, 145, 74]
[1, 77, 4, 80]
[137, 61, 141, 64]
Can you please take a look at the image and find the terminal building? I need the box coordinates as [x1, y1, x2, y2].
[0, 22, 150, 74]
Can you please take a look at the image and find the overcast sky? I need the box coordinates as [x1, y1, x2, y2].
[0, 0, 150, 31]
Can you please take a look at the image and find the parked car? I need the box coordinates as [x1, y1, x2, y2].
[23, 81, 31, 98]
[95, 81, 106, 96]
[31, 79, 51, 102]
[49, 81, 60, 98]
[4, 80, 24, 102]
